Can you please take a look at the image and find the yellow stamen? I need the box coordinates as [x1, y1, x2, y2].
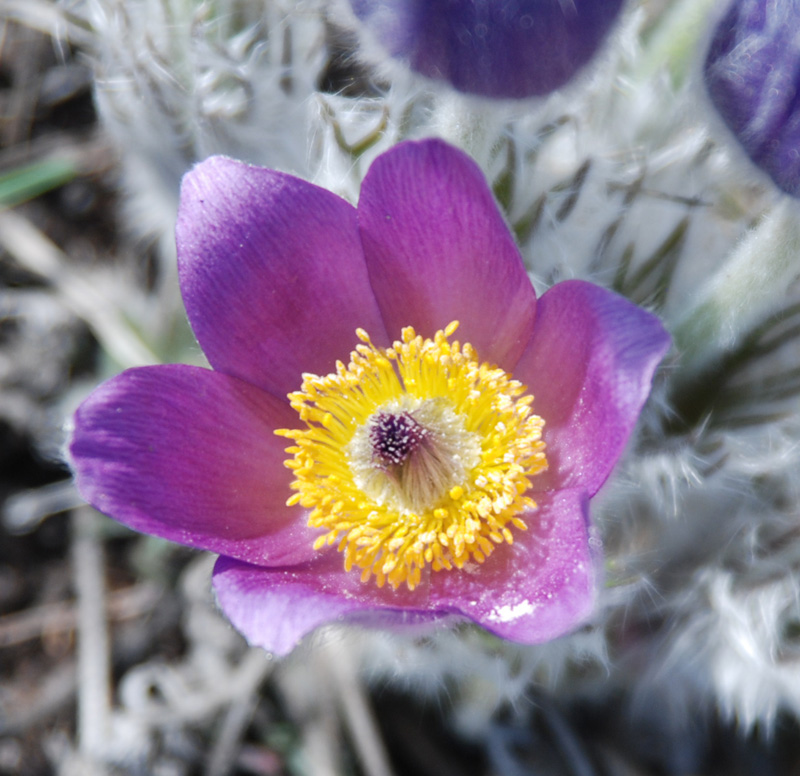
[275, 322, 548, 590]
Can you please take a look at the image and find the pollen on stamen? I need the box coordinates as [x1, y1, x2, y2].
[274, 322, 548, 590]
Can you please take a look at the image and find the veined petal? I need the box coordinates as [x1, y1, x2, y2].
[177, 156, 389, 398]
[69, 365, 318, 566]
[348, 0, 625, 99]
[428, 489, 596, 643]
[515, 280, 670, 495]
[358, 139, 536, 368]
[212, 553, 440, 656]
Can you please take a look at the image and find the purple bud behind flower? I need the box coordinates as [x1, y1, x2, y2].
[704, 0, 800, 197]
[348, 0, 626, 99]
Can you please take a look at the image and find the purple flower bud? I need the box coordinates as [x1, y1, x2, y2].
[348, 0, 625, 99]
[704, 0, 800, 197]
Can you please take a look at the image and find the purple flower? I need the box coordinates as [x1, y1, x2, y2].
[704, 0, 800, 197]
[348, 0, 625, 99]
[70, 139, 669, 656]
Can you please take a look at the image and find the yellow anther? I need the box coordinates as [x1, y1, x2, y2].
[450, 485, 464, 501]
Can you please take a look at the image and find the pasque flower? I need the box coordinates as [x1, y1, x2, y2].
[70, 139, 668, 656]
[347, 0, 625, 99]
[704, 0, 800, 197]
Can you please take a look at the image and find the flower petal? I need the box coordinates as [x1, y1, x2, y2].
[515, 280, 670, 495]
[70, 364, 319, 566]
[704, 0, 800, 197]
[429, 489, 596, 643]
[212, 553, 443, 656]
[213, 491, 595, 654]
[177, 156, 389, 398]
[348, 0, 624, 99]
[358, 138, 536, 367]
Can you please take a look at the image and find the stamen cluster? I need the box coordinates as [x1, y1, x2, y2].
[276, 322, 548, 590]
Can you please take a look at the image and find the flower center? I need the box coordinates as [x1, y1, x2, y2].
[370, 410, 426, 466]
[350, 400, 481, 515]
[275, 322, 548, 591]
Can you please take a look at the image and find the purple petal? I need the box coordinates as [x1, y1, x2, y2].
[214, 489, 595, 654]
[70, 365, 319, 566]
[177, 156, 389, 398]
[514, 280, 670, 495]
[704, 0, 800, 197]
[212, 552, 441, 656]
[358, 139, 536, 367]
[348, 0, 625, 99]
[429, 489, 596, 643]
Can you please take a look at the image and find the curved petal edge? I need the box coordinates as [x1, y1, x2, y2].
[69, 364, 320, 566]
[515, 280, 670, 495]
[358, 138, 536, 367]
[178, 155, 388, 398]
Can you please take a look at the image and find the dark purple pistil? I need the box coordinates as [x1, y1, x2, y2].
[370, 411, 428, 467]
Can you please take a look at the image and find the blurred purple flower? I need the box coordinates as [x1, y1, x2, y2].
[704, 0, 800, 197]
[69, 139, 668, 656]
[348, 0, 626, 98]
